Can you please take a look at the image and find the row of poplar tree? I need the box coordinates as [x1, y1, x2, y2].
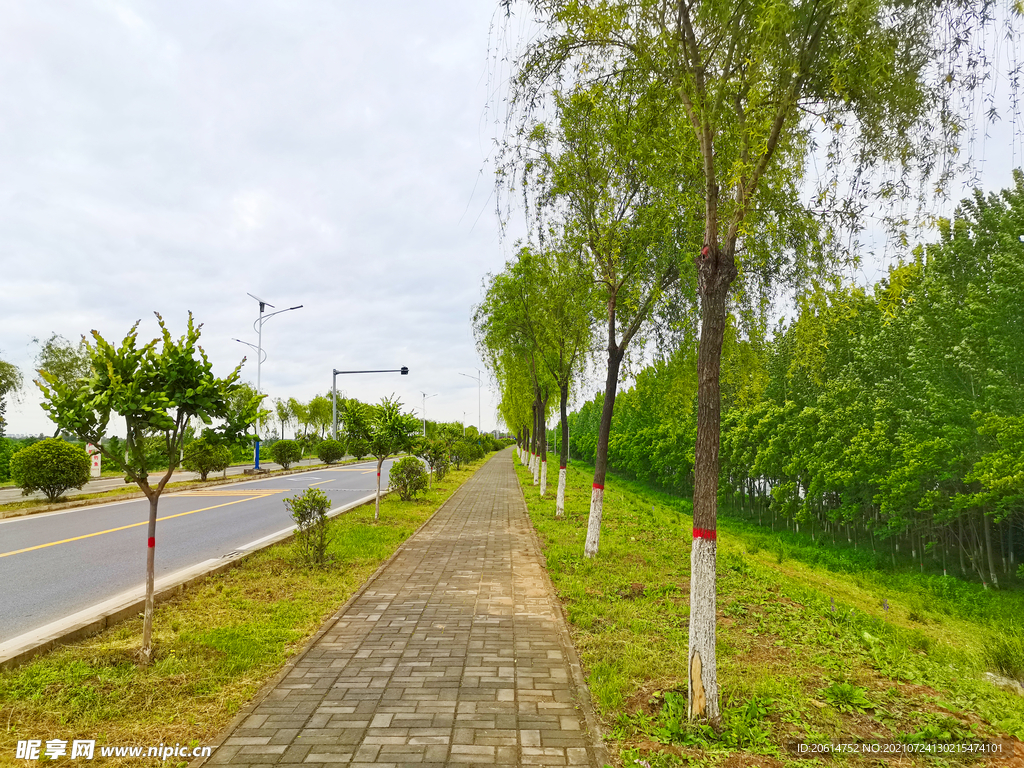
[566, 172, 1024, 587]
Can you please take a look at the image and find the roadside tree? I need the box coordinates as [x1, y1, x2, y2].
[37, 313, 255, 663]
[182, 437, 232, 481]
[347, 397, 419, 520]
[506, 0, 1016, 723]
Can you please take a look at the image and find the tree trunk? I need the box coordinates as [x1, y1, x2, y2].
[688, 243, 735, 724]
[140, 492, 159, 664]
[959, 517, 967, 575]
[557, 381, 569, 518]
[375, 457, 384, 521]
[584, 347, 625, 558]
[983, 510, 999, 588]
[532, 399, 540, 484]
[540, 393, 549, 496]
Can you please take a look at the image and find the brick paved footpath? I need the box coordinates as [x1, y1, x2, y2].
[202, 449, 608, 768]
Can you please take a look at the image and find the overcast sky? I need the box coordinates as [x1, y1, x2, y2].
[2, 2, 1020, 439]
[1, 0, 527, 437]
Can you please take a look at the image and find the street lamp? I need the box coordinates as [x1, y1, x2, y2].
[420, 392, 438, 437]
[458, 369, 483, 434]
[331, 366, 410, 440]
[237, 294, 302, 469]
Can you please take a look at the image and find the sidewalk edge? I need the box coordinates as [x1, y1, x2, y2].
[514, 455, 613, 768]
[190, 455, 495, 768]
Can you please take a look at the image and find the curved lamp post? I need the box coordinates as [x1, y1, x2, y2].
[236, 294, 303, 468]
[458, 369, 483, 434]
[420, 392, 438, 436]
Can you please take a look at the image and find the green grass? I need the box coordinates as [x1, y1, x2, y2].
[0, 455, 491, 767]
[515, 460, 1024, 767]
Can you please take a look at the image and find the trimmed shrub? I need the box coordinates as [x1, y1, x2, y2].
[270, 439, 302, 469]
[389, 456, 428, 501]
[10, 438, 91, 502]
[285, 487, 333, 567]
[317, 439, 345, 465]
[182, 438, 232, 481]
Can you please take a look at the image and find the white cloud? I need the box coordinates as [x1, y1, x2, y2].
[0, 0, 512, 436]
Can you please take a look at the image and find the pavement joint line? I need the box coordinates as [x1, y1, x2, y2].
[193, 449, 608, 768]
[0, 489, 384, 671]
[191, 462, 486, 767]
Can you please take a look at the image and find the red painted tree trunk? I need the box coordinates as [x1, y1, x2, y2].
[688, 243, 735, 722]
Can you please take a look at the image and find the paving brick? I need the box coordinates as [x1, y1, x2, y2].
[207, 451, 601, 767]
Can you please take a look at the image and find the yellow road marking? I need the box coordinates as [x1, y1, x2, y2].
[309, 480, 332, 487]
[176, 489, 289, 496]
[0, 497, 255, 559]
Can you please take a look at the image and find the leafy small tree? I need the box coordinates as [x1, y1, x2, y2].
[37, 313, 254, 663]
[348, 438, 369, 461]
[347, 397, 419, 520]
[271, 439, 302, 469]
[285, 487, 333, 567]
[389, 456, 429, 501]
[417, 438, 450, 487]
[10, 438, 91, 502]
[182, 437, 232, 481]
[274, 398, 293, 440]
[34, 334, 90, 436]
[317, 438, 345, 465]
[451, 441, 474, 470]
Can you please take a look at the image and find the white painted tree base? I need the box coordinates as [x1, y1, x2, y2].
[688, 533, 719, 721]
[556, 467, 566, 517]
[532, 454, 539, 485]
[584, 486, 603, 557]
[540, 460, 547, 496]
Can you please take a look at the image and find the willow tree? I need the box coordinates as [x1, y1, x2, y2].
[475, 250, 558, 489]
[503, 0, 1017, 722]
[476, 243, 593, 510]
[507, 68, 702, 556]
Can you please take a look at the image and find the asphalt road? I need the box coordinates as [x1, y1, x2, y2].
[0, 458, 325, 505]
[0, 459, 395, 645]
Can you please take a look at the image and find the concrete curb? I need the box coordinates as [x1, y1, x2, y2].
[0, 487, 385, 671]
[190, 454, 493, 767]
[514, 458, 613, 768]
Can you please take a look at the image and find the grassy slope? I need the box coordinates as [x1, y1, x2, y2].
[0, 457, 488, 767]
[515, 460, 1024, 768]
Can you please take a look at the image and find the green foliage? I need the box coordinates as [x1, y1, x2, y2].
[284, 488, 333, 567]
[36, 313, 252, 491]
[347, 438, 369, 461]
[34, 333, 90, 393]
[9, 438, 91, 502]
[986, 625, 1024, 683]
[316, 439, 345, 465]
[389, 456, 428, 501]
[0, 438, 17, 482]
[821, 681, 873, 713]
[347, 397, 419, 466]
[270, 439, 302, 469]
[450, 441, 473, 470]
[417, 438, 451, 483]
[182, 438, 232, 481]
